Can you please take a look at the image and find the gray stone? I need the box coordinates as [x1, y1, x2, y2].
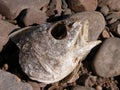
[0, 0, 50, 19]
[0, 70, 33, 90]
[70, 11, 106, 41]
[93, 38, 120, 77]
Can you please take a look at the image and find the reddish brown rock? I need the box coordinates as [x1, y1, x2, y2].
[22, 8, 48, 26]
[0, 20, 18, 51]
[93, 38, 120, 77]
[0, 0, 50, 19]
[68, 0, 98, 12]
[101, 27, 111, 38]
[70, 11, 106, 41]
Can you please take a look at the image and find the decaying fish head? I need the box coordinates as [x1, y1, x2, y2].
[10, 20, 101, 84]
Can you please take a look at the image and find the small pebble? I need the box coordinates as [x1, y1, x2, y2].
[2, 63, 8, 71]
[117, 24, 120, 34]
[96, 85, 102, 90]
[102, 28, 111, 38]
[0, 14, 2, 20]
[100, 5, 109, 16]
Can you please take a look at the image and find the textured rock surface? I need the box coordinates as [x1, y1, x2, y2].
[93, 38, 120, 77]
[68, 0, 97, 12]
[0, 20, 18, 51]
[0, 0, 50, 19]
[70, 11, 106, 41]
[0, 70, 33, 90]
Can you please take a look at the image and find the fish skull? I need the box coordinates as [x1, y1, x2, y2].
[10, 20, 101, 84]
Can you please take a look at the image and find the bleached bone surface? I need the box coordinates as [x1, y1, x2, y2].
[10, 19, 101, 84]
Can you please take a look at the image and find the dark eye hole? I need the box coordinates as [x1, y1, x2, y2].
[51, 23, 67, 40]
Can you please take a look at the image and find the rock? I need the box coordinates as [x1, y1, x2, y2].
[70, 11, 106, 41]
[96, 85, 102, 90]
[0, 70, 33, 90]
[28, 81, 46, 90]
[46, 0, 63, 16]
[61, 0, 72, 15]
[100, 5, 109, 16]
[21, 8, 48, 26]
[68, 0, 98, 12]
[106, 12, 120, 24]
[0, 20, 18, 51]
[76, 74, 97, 87]
[93, 38, 120, 77]
[0, 0, 50, 19]
[117, 24, 120, 34]
[72, 85, 95, 90]
[101, 27, 111, 38]
[0, 14, 2, 20]
[99, 0, 120, 11]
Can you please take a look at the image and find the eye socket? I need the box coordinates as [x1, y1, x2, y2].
[51, 23, 67, 40]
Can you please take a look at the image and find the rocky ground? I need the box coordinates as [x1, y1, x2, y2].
[0, 0, 120, 90]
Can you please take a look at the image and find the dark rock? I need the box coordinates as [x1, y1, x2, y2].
[0, 0, 50, 19]
[93, 38, 120, 77]
[0, 20, 18, 51]
[70, 11, 106, 41]
[68, 0, 98, 12]
[0, 70, 33, 90]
